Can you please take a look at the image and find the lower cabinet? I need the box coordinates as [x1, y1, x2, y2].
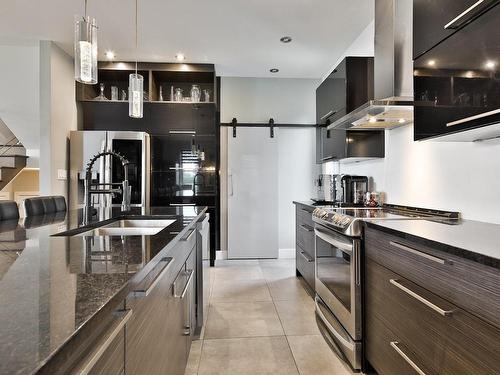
[295, 204, 315, 293]
[365, 227, 500, 375]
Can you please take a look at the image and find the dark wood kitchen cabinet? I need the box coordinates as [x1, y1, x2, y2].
[365, 226, 500, 375]
[316, 57, 374, 163]
[126, 229, 197, 375]
[295, 203, 315, 294]
[413, 0, 497, 59]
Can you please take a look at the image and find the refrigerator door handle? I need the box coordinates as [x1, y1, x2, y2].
[229, 174, 234, 197]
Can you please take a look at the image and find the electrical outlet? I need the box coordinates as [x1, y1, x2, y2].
[57, 169, 67, 180]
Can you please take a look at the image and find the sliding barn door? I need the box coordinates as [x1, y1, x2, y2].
[227, 127, 279, 259]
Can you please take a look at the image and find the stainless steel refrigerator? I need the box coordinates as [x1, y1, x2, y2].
[69, 131, 150, 210]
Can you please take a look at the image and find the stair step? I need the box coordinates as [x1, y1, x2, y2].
[0, 155, 28, 168]
[0, 148, 26, 157]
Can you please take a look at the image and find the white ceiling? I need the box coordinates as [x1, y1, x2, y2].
[0, 0, 374, 78]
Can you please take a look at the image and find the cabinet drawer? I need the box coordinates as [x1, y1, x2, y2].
[366, 259, 500, 375]
[296, 245, 315, 291]
[366, 260, 446, 374]
[296, 205, 314, 227]
[366, 313, 435, 375]
[296, 222, 315, 257]
[365, 227, 500, 328]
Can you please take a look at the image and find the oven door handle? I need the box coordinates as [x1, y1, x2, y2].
[314, 228, 353, 254]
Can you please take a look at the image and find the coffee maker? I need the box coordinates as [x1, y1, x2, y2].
[339, 175, 368, 206]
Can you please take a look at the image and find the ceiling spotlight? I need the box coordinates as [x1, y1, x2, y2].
[105, 50, 115, 60]
[486, 60, 496, 69]
[427, 60, 436, 67]
[280, 36, 292, 43]
[175, 53, 185, 62]
[369, 117, 377, 123]
[398, 118, 405, 124]
[270, 68, 279, 73]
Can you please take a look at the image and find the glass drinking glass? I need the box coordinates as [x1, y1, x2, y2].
[111, 86, 118, 100]
[203, 89, 211, 102]
[174, 88, 183, 102]
[190, 85, 201, 102]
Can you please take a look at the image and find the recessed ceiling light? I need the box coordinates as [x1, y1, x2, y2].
[369, 117, 377, 123]
[105, 50, 115, 60]
[485, 60, 496, 69]
[270, 68, 279, 73]
[398, 118, 405, 124]
[427, 60, 436, 67]
[280, 36, 292, 43]
[175, 53, 185, 62]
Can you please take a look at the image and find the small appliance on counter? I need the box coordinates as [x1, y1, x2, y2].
[338, 175, 368, 206]
[312, 174, 336, 204]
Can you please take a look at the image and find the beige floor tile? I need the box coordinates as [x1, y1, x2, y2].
[259, 258, 295, 268]
[214, 266, 264, 281]
[267, 277, 311, 301]
[204, 301, 284, 339]
[211, 279, 272, 302]
[287, 335, 355, 375]
[261, 265, 297, 280]
[215, 259, 261, 267]
[185, 339, 203, 375]
[275, 299, 320, 336]
[197, 337, 299, 375]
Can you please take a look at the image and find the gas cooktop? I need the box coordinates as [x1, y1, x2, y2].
[313, 204, 460, 237]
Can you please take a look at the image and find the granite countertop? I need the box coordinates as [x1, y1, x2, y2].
[365, 219, 500, 268]
[0, 205, 207, 375]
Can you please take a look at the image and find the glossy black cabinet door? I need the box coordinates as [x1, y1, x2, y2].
[413, 0, 497, 59]
[414, 4, 500, 141]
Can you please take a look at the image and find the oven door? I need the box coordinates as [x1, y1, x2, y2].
[314, 225, 361, 340]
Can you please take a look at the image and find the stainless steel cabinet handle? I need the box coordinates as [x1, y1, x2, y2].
[300, 224, 313, 232]
[76, 309, 133, 375]
[444, 0, 488, 29]
[389, 241, 449, 265]
[228, 174, 234, 196]
[171, 203, 196, 206]
[181, 229, 195, 242]
[299, 251, 314, 263]
[390, 341, 427, 375]
[174, 269, 194, 298]
[132, 257, 173, 298]
[446, 108, 500, 127]
[320, 109, 338, 121]
[389, 279, 453, 317]
[301, 208, 311, 213]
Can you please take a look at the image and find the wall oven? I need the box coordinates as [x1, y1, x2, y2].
[414, 2, 500, 141]
[314, 224, 362, 370]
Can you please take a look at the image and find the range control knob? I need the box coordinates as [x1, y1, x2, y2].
[341, 217, 352, 226]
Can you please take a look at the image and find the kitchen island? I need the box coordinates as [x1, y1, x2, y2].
[0, 206, 207, 375]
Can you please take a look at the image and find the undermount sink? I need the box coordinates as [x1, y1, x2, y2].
[75, 219, 176, 237]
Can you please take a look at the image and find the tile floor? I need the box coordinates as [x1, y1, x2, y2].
[185, 258, 356, 375]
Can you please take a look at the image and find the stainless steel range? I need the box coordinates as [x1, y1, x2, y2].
[312, 204, 459, 370]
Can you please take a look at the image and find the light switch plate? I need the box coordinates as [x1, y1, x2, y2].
[57, 169, 67, 180]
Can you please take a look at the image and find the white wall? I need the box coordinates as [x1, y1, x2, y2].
[39, 41, 77, 199]
[0, 42, 40, 166]
[321, 21, 500, 224]
[221, 77, 319, 254]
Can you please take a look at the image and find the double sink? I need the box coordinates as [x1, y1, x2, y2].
[57, 219, 177, 237]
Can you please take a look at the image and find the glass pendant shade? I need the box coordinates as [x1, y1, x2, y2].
[129, 73, 144, 118]
[74, 15, 98, 84]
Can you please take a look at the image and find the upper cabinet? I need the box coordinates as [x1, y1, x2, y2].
[414, 3, 500, 141]
[316, 57, 383, 163]
[316, 57, 374, 126]
[412, 0, 497, 59]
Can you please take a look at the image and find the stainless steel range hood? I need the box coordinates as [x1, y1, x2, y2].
[328, 0, 414, 130]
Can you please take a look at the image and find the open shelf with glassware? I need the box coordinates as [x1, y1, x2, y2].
[76, 62, 217, 106]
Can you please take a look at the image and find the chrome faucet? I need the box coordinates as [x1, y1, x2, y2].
[83, 151, 131, 224]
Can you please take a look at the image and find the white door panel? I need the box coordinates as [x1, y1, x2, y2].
[227, 127, 279, 259]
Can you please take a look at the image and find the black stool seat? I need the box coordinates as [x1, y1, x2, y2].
[24, 196, 67, 217]
[0, 201, 20, 221]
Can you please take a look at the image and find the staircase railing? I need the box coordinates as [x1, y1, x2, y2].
[0, 137, 22, 157]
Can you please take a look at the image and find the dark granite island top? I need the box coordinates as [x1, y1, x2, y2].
[0, 206, 207, 375]
[365, 218, 500, 268]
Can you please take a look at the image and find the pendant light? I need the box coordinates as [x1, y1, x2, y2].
[74, 0, 98, 84]
[129, 0, 143, 118]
